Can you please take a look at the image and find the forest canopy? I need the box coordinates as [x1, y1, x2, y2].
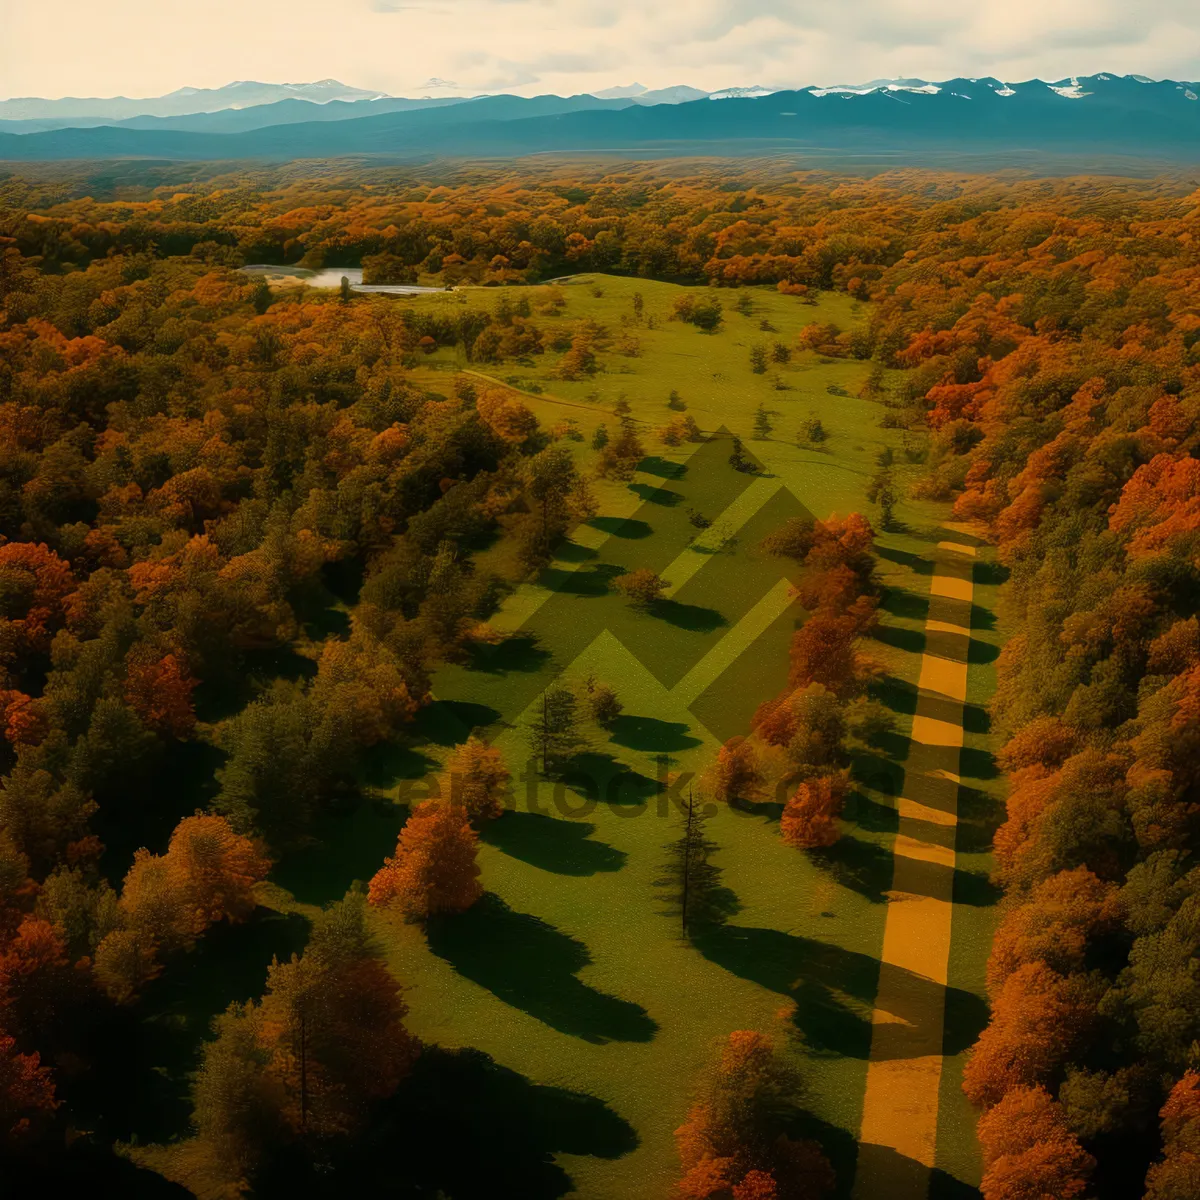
[2, 158, 1200, 1198]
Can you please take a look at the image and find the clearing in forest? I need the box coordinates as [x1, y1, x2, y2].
[143, 275, 1005, 1200]
[338, 277, 1005, 1199]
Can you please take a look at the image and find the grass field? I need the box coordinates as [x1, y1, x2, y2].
[135, 275, 1002, 1200]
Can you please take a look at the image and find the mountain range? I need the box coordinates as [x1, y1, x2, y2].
[0, 79, 388, 125]
[0, 74, 1197, 164]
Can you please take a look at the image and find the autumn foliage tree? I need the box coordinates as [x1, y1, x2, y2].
[1145, 1071, 1200, 1200]
[192, 893, 418, 1178]
[123, 651, 198, 738]
[445, 735, 510, 822]
[93, 814, 270, 1002]
[596, 413, 646, 480]
[0, 543, 75, 664]
[976, 1085, 1095, 1200]
[780, 774, 849, 850]
[10, 153, 1200, 1192]
[706, 736, 765, 805]
[675, 1030, 834, 1200]
[368, 801, 482, 919]
[0, 1030, 57, 1146]
[963, 962, 1102, 1110]
[613, 567, 670, 608]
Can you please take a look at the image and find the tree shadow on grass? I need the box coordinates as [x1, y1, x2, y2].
[693, 923, 876, 1058]
[922, 628, 999, 666]
[872, 673, 921, 716]
[957, 783, 1003, 854]
[851, 753, 905, 801]
[539, 562, 624, 597]
[970, 603, 997, 632]
[954, 868, 1003, 907]
[876, 546, 934, 575]
[964, 704, 990, 735]
[695, 922, 987, 1059]
[358, 740, 440, 790]
[628, 482, 683, 506]
[290, 579, 352, 641]
[639, 455, 687, 480]
[466, 634, 552, 675]
[608, 714, 702, 753]
[481, 811, 626, 875]
[729, 795, 785, 823]
[587, 515, 653, 538]
[809, 836, 894, 904]
[561, 750, 662, 807]
[96, 739, 224, 883]
[650, 598, 726, 632]
[427, 894, 658, 1043]
[846, 793, 900, 836]
[856, 1143, 982, 1200]
[959, 746, 999, 781]
[555, 537, 599, 563]
[880, 586, 930, 623]
[688, 536, 740, 557]
[974, 560, 1009, 587]
[809, 833, 1000, 910]
[872, 624, 926, 655]
[411, 698, 503, 745]
[870, 729, 911, 761]
[871, 674, 971, 732]
[968, 637, 1000, 665]
[255, 1046, 638, 1200]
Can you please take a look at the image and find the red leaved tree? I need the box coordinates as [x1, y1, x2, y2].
[124, 652, 198, 738]
[0, 1029, 57, 1146]
[780, 774, 849, 850]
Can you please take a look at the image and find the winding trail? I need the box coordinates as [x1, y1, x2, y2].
[852, 531, 979, 1200]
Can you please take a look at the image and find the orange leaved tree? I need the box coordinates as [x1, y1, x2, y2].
[1145, 1071, 1200, 1200]
[780, 774, 849, 850]
[445, 735, 511, 822]
[676, 1030, 834, 1200]
[976, 1085, 1094, 1200]
[368, 801, 482, 919]
[706, 736, 765, 806]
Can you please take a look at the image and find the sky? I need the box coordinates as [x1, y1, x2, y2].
[4, 0, 1200, 100]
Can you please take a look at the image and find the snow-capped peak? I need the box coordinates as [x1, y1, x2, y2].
[1049, 78, 1092, 99]
[708, 85, 777, 100]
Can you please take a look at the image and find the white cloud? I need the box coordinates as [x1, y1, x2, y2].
[3, 0, 1200, 101]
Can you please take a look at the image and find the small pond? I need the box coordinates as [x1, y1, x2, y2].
[240, 265, 449, 295]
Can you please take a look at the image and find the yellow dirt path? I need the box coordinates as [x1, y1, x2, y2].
[852, 534, 978, 1200]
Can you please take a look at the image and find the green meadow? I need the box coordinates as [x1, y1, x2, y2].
[139, 275, 1002, 1200]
